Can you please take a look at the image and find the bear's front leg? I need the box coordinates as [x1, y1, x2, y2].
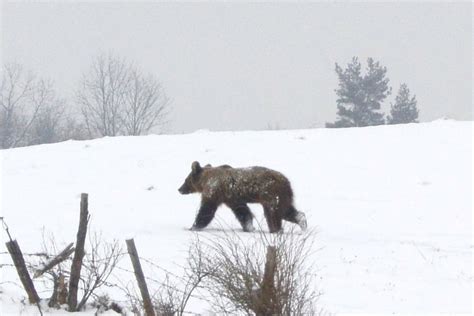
[191, 199, 218, 231]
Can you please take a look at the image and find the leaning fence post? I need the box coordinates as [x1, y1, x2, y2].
[34, 242, 75, 278]
[126, 238, 155, 316]
[5, 239, 40, 304]
[68, 193, 90, 311]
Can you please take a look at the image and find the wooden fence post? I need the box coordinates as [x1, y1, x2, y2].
[68, 193, 89, 311]
[126, 238, 155, 316]
[255, 245, 277, 316]
[5, 239, 40, 304]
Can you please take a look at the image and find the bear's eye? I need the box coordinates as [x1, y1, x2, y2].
[189, 175, 200, 190]
[188, 176, 196, 187]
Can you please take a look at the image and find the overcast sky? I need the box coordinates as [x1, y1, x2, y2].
[1, 2, 472, 133]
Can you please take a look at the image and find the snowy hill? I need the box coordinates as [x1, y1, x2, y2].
[1, 120, 472, 314]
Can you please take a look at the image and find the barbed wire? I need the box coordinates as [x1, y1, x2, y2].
[112, 264, 210, 303]
[0, 251, 51, 258]
[0, 219, 213, 313]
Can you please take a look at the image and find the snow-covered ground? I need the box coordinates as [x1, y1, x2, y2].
[1, 120, 472, 315]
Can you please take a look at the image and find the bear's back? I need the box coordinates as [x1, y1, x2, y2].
[200, 165, 293, 204]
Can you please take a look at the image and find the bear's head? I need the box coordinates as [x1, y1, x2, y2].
[178, 161, 204, 194]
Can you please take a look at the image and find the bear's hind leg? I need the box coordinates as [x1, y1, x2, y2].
[263, 204, 283, 233]
[227, 203, 255, 232]
[283, 205, 307, 231]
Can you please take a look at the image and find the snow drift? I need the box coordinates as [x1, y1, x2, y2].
[1, 120, 472, 314]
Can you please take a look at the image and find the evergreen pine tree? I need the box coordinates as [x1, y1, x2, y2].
[387, 84, 419, 124]
[326, 57, 391, 128]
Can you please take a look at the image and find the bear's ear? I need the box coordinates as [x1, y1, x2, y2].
[204, 164, 212, 168]
[191, 161, 202, 175]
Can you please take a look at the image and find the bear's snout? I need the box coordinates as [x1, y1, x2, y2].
[178, 184, 189, 194]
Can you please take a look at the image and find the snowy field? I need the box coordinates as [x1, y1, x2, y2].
[1, 120, 472, 315]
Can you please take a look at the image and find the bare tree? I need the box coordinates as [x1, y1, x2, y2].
[1, 63, 36, 148]
[31, 229, 123, 312]
[27, 96, 66, 146]
[77, 55, 129, 137]
[189, 228, 323, 316]
[59, 115, 90, 141]
[76, 232, 123, 311]
[266, 122, 283, 130]
[77, 54, 169, 138]
[123, 229, 323, 315]
[0, 63, 69, 148]
[122, 70, 169, 136]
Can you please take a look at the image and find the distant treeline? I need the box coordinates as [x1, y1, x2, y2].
[0, 53, 170, 149]
[1, 54, 419, 149]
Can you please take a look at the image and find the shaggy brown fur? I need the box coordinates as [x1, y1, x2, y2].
[178, 161, 307, 233]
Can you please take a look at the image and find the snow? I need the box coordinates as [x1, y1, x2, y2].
[1, 121, 472, 314]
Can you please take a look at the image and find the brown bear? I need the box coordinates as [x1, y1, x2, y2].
[178, 161, 307, 233]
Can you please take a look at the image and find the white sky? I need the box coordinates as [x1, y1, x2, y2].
[1, 1, 472, 133]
